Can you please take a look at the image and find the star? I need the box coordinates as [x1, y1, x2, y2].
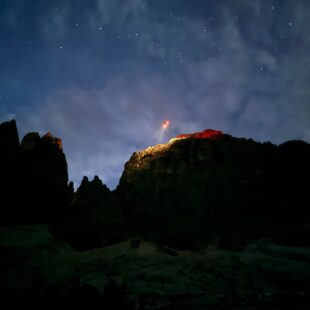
[1, 0, 309, 189]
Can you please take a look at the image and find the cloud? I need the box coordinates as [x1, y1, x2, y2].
[4, 0, 310, 187]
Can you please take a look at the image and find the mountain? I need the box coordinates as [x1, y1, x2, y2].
[1, 122, 309, 250]
[0, 120, 69, 225]
[116, 129, 310, 249]
[0, 121, 310, 307]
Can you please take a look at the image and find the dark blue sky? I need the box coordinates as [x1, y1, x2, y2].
[1, 0, 310, 188]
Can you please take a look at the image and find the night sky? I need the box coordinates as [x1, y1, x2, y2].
[1, 0, 310, 188]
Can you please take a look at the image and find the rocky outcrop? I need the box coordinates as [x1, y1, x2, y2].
[42, 132, 63, 150]
[0, 120, 69, 225]
[76, 175, 111, 204]
[117, 130, 310, 249]
[19, 131, 68, 224]
[63, 175, 124, 250]
[21, 132, 40, 151]
[0, 120, 20, 225]
[0, 119, 19, 152]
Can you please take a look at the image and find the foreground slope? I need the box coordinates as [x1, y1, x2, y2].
[0, 225, 309, 308]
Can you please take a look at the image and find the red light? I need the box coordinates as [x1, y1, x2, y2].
[162, 120, 170, 129]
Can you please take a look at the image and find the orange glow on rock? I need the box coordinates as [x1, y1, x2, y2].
[176, 129, 223, 139]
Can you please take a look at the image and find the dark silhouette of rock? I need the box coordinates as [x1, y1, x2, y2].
[0, 120, 20, 225]
[42, 132, 63, 150]
[76, 175, 110, 204]
[19, 131, 69, 224]
[63, 175, 124, 250]
[0, 119, 19, 152]
[117, 130, 310, 249]
[21, 132, 40, 151]
[67, 181, 76, 206]
[0, 120, 69, 225]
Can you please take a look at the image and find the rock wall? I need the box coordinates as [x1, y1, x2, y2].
[0, 120, 69, 225]
[117, 130, 310, 249]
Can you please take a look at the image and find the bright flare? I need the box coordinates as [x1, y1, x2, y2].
[162, 120, 170, 130]
[156, 119, 170, 141]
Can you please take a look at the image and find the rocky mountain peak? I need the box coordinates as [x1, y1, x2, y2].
[129, 129, 225, 161]
[117, 129, 310, 249]
[174, 128, 223, 140]
[0, 119, 19, 151]
[0, 120, 68, 225]
[21, 132, 63, 151]
[42, 132, 63, 150]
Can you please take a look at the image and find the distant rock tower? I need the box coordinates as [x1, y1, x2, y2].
[42, 132, 63, 150]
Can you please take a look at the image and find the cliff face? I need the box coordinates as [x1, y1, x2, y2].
[0, 120, 20, 224]
[117, 130, 310, 249]
[0, 119, 20, 152]
[19, 131, 69, 224]
[0, 120, 69, 225]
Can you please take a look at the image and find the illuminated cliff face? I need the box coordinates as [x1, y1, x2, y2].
[138, 129, 224, 158]
[21, 132, 63, 151]
[119, 129, 227, 185]
[42, 133, 63, 151]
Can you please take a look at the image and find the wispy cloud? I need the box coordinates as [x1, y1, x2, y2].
[2, 0, 310, 187]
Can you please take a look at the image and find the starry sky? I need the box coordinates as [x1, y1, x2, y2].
[1, 0, 310, 189]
